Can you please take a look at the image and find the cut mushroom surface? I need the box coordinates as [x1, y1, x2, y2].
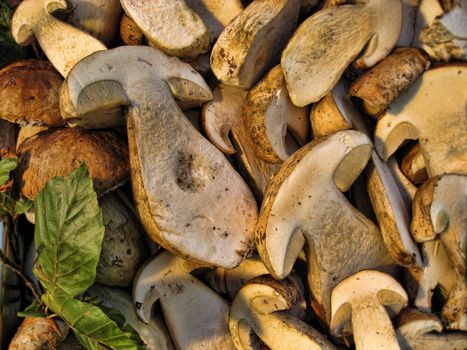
[282, 0, 402, 106]
[256, 130, 395, 325]
[375, 64, 467, 177]
[11, 0, 107, 77]
[243, 65, 308, 163]
[331, 270, 408, 350]
[401, 143, 428, 185]
[133, 251, 235, 350]
[211, 0, 300, 89]
[229, 275, 336, 350]
[61, 46, 257, 268]
[120, 0, 210, 59]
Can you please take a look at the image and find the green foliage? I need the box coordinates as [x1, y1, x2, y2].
[0, 157, 18, 185]
[17, 300, 47, 318]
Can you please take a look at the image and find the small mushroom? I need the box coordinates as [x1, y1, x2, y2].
[229, 275, 336, 350]
[375, 64, 467, 177]
[133, 251, 235, 349]
[61, 46, 257, 268]
[310, 92, 352, 139]
[256, 130, 395, 325]
[11, 0, 106, 77]
[15, 128, 129, 200]
[0, 60, 65, 126]
[401, 143, 428, 185]
[396, 308, 467, 349]
[349, 47, 430, 118]
[120, 14, 144, 45]
[330, 270, 408, 350]
[281, 0, 403, 106]
[65, 0, 122, 45]
[8, 317, 67, 350]
[120, 0, 210, 59]
[211, 0, 300, 89]
[243, 65, 309, 163]
[88, 285, 175, 350]
[202, 84, 280, 198]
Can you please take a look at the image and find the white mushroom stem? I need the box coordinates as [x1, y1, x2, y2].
[331, 270, 408, 350]
[11, 0, 106, 77]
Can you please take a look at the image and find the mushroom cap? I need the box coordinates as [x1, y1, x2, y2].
[11, 0, 68, 45]
[16, 128, 129, 200]
[330, 270, 408, 335]
[0, 60, 65, 126]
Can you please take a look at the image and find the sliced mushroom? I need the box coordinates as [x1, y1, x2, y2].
[256, 130, 395, 325]
[310, 92, 352, 139]
[202, 84, 280, 198]
[16, 128, 129, 200]
[120, 0, 210, 59]
[211, 0, 300, 89]
[11, 0, 106, 77]
[396, 308, 467, 350]
[0, 60, 64, 126]
[243, 65, 309, 163]
[16, 126, 49, 150]
[185, 0, 243, 41]
[65, 0, 122, 44]
[88, 285, 175, 350]
[185, 53, 212, 78]
[349, 47, 430, 118]
[375, 64, 467, 177]
[418, 1, 467, 61]
[229, 275, 336, 350]
[133, 251, 235, 350]
[281, 0, 403, 106]
[120, 14, 144, 45]
[401, 143, 428, 185]
[397, 0, 420, 46]
[61, 46, 257, 268]
[331, 270, 408, 350]
[412, 174, 467, 330]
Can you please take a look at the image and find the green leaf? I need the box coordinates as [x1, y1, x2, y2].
[0, 192, 14, 216]
[17, 300, 47, 318]
[34, 163, 105, 297]
[43, 292, 143, 350]
[15, 197, 33, 215]
[0, 157, 18, 186]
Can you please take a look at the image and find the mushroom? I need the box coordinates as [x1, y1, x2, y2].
[88, 285, 175, 350]
[229, 275, 336, 350]
[349, 47, 430, 118]
[397, 0, 420, 46]
[396, 308, 467, 350]
[120, 0, 210, 59]
[202, 84, 280, 198]
[65, 0, 122, 45]
[133, 251, 235, 350]
[16, 126, 49, 150]
[243, 65, 309, 163]
[411, 174, 467, 330]
[11, 0, 106, 77]
[401, 143, 428, 185]
[15, 128, 129, 200]
[8, 317, 67, 350]
[281, 0, 403, 106]
[0, 120, 16, 152]
[211, 0, 300, 89]
[418, 1, 467, 61]
[330, 270, 408, 350]
[185, 0, 244, 41]
[120, 14, 144, 45]
[60, 46, 257, 268]
[375, 64, 467, 177]
[96, 192, 148, 287]
[256, 130, 395, 326]
[310, 92, 352, 139]
[0, 60, 65, 126]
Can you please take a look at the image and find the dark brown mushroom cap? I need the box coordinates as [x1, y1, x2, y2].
[16, 128, 129, 200]
[0, 60, 65, 127]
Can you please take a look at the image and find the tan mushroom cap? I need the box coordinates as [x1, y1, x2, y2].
[0, 60, 65, 126]
[16, 128, 129, 200]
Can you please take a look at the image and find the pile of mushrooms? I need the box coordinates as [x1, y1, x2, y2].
[0, 0, 466, 349]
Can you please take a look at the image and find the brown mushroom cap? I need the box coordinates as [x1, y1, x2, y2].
[16, 128, 129, 200]
[0, 60, 65, 127]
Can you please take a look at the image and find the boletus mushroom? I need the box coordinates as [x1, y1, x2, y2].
[133, 251, 235, 349]
[256, 130, 395, 326]
[60, 46, 257, 268]
[229, 275, 335, 350]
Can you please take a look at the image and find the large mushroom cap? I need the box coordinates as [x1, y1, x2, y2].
[16, 128, 129, 200]
[0, 60, 64, 126]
